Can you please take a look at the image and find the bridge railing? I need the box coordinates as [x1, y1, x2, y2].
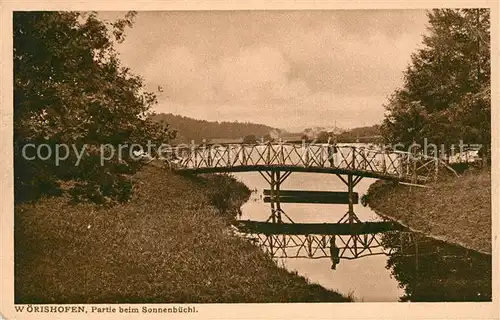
[174, 143, 451, 183]
[240, 231, 406, 260]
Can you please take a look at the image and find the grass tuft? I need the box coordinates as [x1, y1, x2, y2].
[365, 167, 491, 254]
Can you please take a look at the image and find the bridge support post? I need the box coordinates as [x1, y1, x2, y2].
[259, 170, 293, 224]
[275, 171, 282, 223]
[348, 174, 355, 224]
[270, 171, 277, 223]
[268, 171, 283, 224]
[336, 174, 362, 224]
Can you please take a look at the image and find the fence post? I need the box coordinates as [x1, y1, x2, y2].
[280, 143, 284, 165]
[267, 142, 271, 165]
[305, 146, 310, 166]
[359, 147, 365, 170]
[320, 146, 324, 166]
[241, 146, 246, 165]
[398, 154, 404, 178]
[208, 148, 212, 167]
[381, 150, 386, 174]
[434, 155, 439, 182]
[412, 156, 417, 184]
[351, 147, 356, 169]
[193, 149, 197, 168]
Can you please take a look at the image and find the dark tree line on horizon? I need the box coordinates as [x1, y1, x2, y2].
[151, 113, 277, 144]
[381, 9, 491, 159]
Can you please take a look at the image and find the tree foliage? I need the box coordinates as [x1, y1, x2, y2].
[14, 11, 174, 203]
[381, 9, 490, 154]
[316, 131, 331, 143]
[242, 134, 258, 144]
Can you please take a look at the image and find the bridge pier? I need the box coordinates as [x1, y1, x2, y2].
[258, 170, 293, 224]
[336, 174, 363, 224]
[259, 171, 366, 225]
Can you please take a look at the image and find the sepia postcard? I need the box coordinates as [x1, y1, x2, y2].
[1, 0, 499, 319]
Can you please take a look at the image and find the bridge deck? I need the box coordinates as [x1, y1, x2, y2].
[171, 143, 451, 183]
[177, 164, 425, 182]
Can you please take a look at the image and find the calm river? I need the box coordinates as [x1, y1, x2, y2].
[232, 171, 491, 302]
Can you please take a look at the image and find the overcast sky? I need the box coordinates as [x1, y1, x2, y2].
[100, 10, 430, 131]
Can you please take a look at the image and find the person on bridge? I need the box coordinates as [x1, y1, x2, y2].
[327, 136, 338, 168]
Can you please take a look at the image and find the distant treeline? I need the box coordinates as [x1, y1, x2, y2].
[151, 113, 278, 143]
[151, 112, 382, 144]
[336, 125, 382, 143]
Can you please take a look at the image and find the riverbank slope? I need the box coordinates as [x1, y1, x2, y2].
[15, 163, 350, 303]
[366, 168, 491, 254]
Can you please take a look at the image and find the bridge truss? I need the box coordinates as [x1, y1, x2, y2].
[239, 229, 407, 261]
[174, 142, 456, 184]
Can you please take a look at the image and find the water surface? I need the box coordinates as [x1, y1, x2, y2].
[233, 171, 491, 302]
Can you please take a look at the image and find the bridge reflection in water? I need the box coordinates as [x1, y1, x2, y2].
[234, 219, 407, 266]
[233, 216, 492, 302]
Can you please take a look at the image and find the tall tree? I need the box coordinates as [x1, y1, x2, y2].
[381, 9, 490, 154]
[14, 11, 174, 203]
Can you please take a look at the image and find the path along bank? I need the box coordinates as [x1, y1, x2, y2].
[15, 163, 350, 303]
[365, 167, 491, 255]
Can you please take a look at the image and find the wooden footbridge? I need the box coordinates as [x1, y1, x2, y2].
[172, 142, 453, 184]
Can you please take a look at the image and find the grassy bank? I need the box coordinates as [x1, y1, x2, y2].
[366, 168, 491, 254]
[15, 163, 350, 303]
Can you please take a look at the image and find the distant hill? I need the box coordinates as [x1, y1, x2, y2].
[151, 113, 279, 144]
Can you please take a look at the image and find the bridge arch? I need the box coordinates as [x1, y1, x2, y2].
[172, 142, 454, 184]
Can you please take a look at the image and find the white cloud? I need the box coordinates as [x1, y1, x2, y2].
[143, 45, 311, 107]
[110, 10, 429, 129]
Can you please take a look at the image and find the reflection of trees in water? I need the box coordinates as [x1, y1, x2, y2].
[380, 232, 491, 302]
